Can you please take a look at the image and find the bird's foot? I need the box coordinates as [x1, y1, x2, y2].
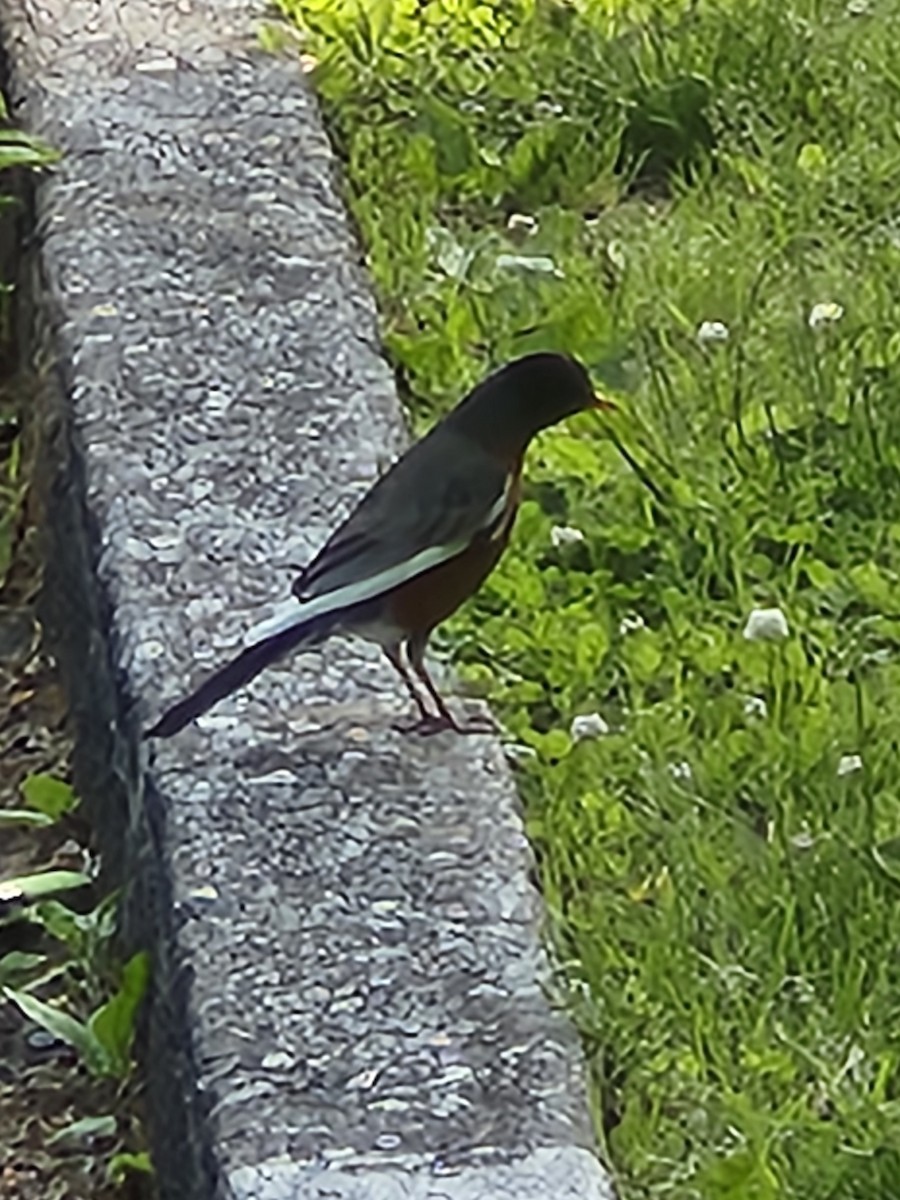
[451, 713, 499, 735]
[392, 713, 452, 736]
[393, 710, 497, 737]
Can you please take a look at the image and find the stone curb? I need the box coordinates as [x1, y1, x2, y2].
[1, 3, 617, 1197]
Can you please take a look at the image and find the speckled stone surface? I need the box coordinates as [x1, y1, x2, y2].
[1, 2, 616, 1198]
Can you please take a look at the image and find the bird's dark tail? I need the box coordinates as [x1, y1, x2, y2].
[145, 617, 325, 739]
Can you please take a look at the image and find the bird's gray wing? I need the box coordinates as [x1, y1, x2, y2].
[293, 426, 512, 607]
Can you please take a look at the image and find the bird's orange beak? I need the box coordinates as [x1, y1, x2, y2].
[593, 394, 618, 412]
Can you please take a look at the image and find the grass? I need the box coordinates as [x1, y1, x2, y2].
[275, 1, 900, 1195]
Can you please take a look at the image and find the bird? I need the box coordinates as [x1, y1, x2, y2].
[146, 352, 614, 739]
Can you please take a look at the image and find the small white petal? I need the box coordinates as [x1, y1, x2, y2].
[506, 212, 538, 234]
[791, 825, 816, 851]
[697, 319, 730, 345]
[837, 753, 863, 777]
[744, 695, 768, 719]
[619, 614, 646, 634]
[607, 240, 626, 271]
[570, 713, 610, 742]
[808, 301, 844, 328]
[504, 743, 537, 764]
[550, 524, 585, 548]
[668, 760, 693, 783]
[743, 606, 790, 641]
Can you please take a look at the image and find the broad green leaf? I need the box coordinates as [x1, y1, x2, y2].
[0, 951, 47, 988]
[46, 1113, 117, 1147]
[796, 141, 827, 177]
[30, 892, 118, 960]
[107, 1151, 154, 1183]
[21, 774, 78, 820]
[3, 988, 110, 1075]
[0, 870, 90, 901]
[0, 140, 59, 170]
[89, 952, 150, 1076]
[0, 808, 54, 828]
[29, 899, 85, 950]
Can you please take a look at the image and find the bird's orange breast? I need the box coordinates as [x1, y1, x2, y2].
[384, 467, 522, 637]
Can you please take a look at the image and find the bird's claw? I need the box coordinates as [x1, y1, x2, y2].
[392, 711, 497, 737]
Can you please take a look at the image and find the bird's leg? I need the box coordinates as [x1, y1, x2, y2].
[382, 643, 438, 731]
[405, 634, 497, 736]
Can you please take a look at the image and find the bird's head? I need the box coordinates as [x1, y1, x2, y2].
[449, 352, 616, 457]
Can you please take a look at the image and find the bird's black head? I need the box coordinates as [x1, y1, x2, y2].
[448, 352, 613, 457]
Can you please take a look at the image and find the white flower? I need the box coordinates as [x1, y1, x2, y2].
[743, 606, 790, 642]
[504, 743, 538, 764]
[837, 753, 863, 777]
[550, 524, 585, 548]
[744, 695, 768, 719]
[668, 760, 693, 783]
[619, 613, 646, 634]
[506, 212, 538, 235]
[607, 240, 626, 271]
[791, 824, 816, 851]
[697, 319, 730, 345]
[808, 301, 844, 329]
[570, 713, 610, 742]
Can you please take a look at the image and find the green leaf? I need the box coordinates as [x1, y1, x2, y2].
[46, 1113, 117, 1147]
[588, 344, 644, 395]
[107, 1151, 154, 1183]
[21, 774, 78, 820]
[495, 252, 563, 276]
[29, 891, 119, 964]
[622, 629, 664, 682]
[534, 727, 572, 761]
[575, 622, 610, 676]
[0, 870, 90, 901]
[417, 95, 475, 177]
[796, 141, 827, 177]
[88, 952, 150, 1077]
[849, 560, 894, 610]
[804, 558, 835, 588]
[0, 139, 60, 170]
[0, 808, 54, 828]
[3, 988, 110, 1075]
[873, 838, 900, 883]
[28, 898, 85, 949]
[0, 951, 47, 988]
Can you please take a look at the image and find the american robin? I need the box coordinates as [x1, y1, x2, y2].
[147, 352, 613, 738]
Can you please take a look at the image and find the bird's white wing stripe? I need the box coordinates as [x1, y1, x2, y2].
[243, 477, 513, 648]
